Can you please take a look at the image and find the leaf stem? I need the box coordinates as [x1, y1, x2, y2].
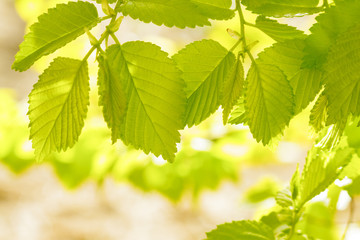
[100, 15, 113, 22]
[230, 37, 243, 52]
[236, 0, 256, 64]
[287, 209, 300, 240]
[83, 45, 97, 61]
[110, 32, 120, 45]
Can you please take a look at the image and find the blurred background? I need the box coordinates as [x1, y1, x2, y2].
[0, 0, 358, 239]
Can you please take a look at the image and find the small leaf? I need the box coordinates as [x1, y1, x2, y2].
[228, 99, 247, 125]
[255, 16, 306, 42]
[309, 93, 328, 132]
[28, 57, 90, 161]
[116, 0, 210, 28]
[104, 42, 186, 162]
[190, 0, 235, 20]
[222, 58, 244, 124]
[241, 0, 321, 17]
[275, 188, 293, 208]
[173, 39, 236, 127]
[13, 1, 99, 71]
[290, 165, 300, 200]
[297, 147, 353, 207]
[245, 63, 294, 145]
[206, 220, 275, 240]
[97, 55, 127, 143]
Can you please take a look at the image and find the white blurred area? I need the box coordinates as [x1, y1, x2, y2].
[0, 0, 359, 239]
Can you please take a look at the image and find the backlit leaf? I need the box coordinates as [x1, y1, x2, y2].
[13, 1, 99, 71]
[116, 0, 210, 28]
[228, 98, 247, 125]
[255, 16, 306, 42]
[173, 39, 236, 127]
[258, 39, 322, 114]
[97, 55, 127, 143]
[297, 147, 353, 207]
[190, 0, 234, 20]
[309, 93, 327, 132]
[245, 63, 294, 145]
[302, 1, 360, 68]
[222, 58, 244, 124]
[104, 42, 186, 162]
[28, 57, 90, 161]
[241, 0, 321, 18]
[323, 23, 360, 129]
[206, 220, 275, 240]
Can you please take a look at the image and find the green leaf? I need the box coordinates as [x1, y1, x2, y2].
[245, 63, 294, 145]
[97, 55, 127, 143]
[255, 16, 306, 42]
[299, 202, 337, 240]
[126, 149, 238, 202]
[297, 147, 353, 207]
[116, 0, 210, 28]
[173, 39, 236, 127]
[345, 175, 360, 196]
[206, 220, 275, 240]
[275, 188, 293, 208]
[309, 93, 328, 132]
[323, 24, 360, 129]
[222, 58, 244, 124]
[244, 177, 280, 203]
[290, 165, 300, 200]
[241, 0, 321, 18]
[339, 154, 360, 180]
[104, 42, 186, 162]
[302, 1, 360, 68]
[12, 1, 99, 71]
[290, 69, 323, 114]
[228, 98, 247, 125]
[28, 57, 90, 161]
[345, 119, 360, 149]
[257, 39, 322, 114]
[190, 0, 235, 20]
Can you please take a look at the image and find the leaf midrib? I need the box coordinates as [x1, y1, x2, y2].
[121, 46, 173, 159]
[39, 60, 86, 155]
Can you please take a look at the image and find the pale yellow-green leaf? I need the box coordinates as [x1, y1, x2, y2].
[28, 57, 90, 161]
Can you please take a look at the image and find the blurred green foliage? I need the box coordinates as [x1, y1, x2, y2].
[0, 90, 243, 202]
